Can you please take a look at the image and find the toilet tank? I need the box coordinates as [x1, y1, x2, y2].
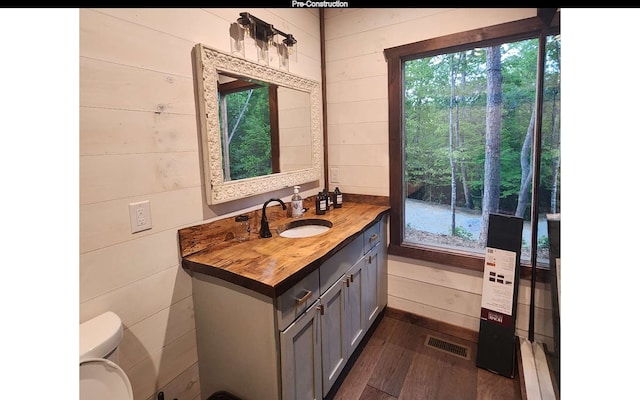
[80, 311, 124, 363]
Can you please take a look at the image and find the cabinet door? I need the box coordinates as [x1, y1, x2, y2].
[281, 299, 322, 400]
[362, 243, 381, 330]
[320, 277, 348, 397]
[345, 257, 365, 356]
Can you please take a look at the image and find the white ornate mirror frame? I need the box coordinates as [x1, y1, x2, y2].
[194, 44, 322, 205]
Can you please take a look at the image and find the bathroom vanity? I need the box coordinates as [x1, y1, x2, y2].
[178, 202, 390, 400]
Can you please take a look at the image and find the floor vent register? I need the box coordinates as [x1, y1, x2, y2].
[425, 335, 471, 360]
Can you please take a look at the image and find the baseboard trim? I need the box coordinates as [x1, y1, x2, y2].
[384, 307, 480, 344]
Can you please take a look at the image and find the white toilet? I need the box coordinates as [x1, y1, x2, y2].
[80, 311, 134, 400]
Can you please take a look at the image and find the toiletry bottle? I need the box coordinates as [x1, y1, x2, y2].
[291, 186, 304, 218]
[315, 191, 326, 215]
[323, 188, 331, 211]
[333, 187, 343, 208]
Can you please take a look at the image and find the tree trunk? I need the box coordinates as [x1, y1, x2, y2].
[228, 89, 253, 143]
[222, 89, 253, 181]
[458, 128, 473, 209]
[479, 46, 503, 246]
[515, 110, 535, 218]
[458, 53, 473, 210]
[550, 90, 560, 214]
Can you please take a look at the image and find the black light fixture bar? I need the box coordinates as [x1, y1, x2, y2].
[237, 12, 296, 48]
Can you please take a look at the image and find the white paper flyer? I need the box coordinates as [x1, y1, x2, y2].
[480, 247, 517, 316]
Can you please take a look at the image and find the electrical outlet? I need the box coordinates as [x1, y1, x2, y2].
[129, 201, 152, 233]
[330, 167, 340, 183]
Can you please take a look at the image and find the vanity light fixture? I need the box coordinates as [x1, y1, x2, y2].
[282, 33, 297, 55]
[235, 12, 297, 67]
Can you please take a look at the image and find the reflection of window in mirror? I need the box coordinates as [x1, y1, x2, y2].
[218, 74, 280, 181]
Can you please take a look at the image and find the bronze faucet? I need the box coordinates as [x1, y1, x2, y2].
[260, 198, 287, 238]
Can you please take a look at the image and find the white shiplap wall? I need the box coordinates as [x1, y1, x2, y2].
[323, 8, 555, 347]
[79, 8, 321, 400]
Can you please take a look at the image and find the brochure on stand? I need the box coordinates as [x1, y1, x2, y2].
[480, 247, 517, 328]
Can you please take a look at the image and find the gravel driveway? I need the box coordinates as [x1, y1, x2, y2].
[405, 198, 548, 246]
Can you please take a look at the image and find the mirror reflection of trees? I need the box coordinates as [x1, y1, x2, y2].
[217, 74, 314, 182]
[219, 79, 273, 181]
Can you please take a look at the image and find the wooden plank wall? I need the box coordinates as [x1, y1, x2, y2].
[79, 8, 321, 400]
[323, 8, 555, 349]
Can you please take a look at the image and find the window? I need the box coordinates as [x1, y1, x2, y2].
[385, 15, 560, 272]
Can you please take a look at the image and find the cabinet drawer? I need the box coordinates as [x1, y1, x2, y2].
[364, 222, 381, 254]
[320, 235, 364, 295]
[277, 269, 320, 330]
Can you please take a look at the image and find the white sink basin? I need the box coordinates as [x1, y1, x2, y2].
[278, 219, 332, 238]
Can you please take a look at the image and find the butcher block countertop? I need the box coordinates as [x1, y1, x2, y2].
[178, 201, 390, 298]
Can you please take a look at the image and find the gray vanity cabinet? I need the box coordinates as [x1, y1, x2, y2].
[191, 215, 388, 400]
[317, 217, 386, 397]
[317, 230, 365, 397]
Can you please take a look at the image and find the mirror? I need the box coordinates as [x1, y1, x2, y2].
[194, 44, 322, 205]
[217, 73, 313, 181]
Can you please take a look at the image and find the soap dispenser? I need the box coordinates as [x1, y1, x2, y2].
[291, 186, 304, 218]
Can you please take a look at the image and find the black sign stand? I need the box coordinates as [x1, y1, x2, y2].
[476, 213, 524, 378]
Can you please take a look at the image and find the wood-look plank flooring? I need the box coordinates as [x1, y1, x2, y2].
[329, 311, 522, 400]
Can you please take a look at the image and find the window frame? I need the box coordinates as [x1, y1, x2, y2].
[384, 14, 560, 277]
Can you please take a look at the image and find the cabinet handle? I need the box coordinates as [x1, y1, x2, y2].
[344, 277, 350, 288]
[350, 274, 354, 283]
[295, 290, 312, 305]
[316, 304, 324, 315]
[368, 255, 372, 263]
[369, 233, 378, 242]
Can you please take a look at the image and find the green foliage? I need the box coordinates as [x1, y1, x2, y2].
[221, 86, 273, 180]
[538, 235, 549, 250]
[403, 34, 561, 214]
[449, 225, 473, 240]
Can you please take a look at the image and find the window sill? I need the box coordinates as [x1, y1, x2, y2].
[388, 242, 551, 283]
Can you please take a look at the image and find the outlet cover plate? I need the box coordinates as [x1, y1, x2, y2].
[330, 167, 339, 183]
[129, 200, 152, 233]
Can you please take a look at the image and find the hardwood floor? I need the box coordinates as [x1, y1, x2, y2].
[328, 309, 522, 400]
